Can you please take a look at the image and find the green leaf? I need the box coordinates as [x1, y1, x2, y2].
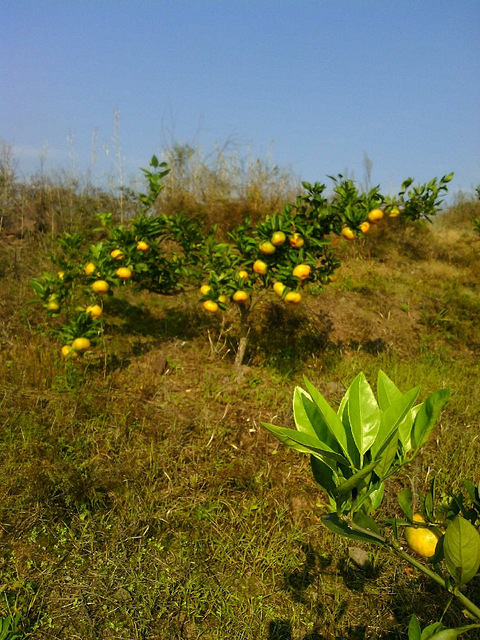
[412, 389, 451, 449]
[428, 627, 480, 639]
[353, 510, 380, 534]
[303, 377, 352, 461]
[293, 387, 345, 455]
[408, 614, 421, 640]
[420, 623, 443, 639]
[371, 386, 420, 460]
[310, 455, 338, 497]
[377, 370, 403, 410]
[443, 516, 480, 586]
[347, 372, 381, 456]
[321, 513, 386, 546]
[261, 422, 350, 468]
[333, 459, 379, 499]
[398, 488, 413, 521]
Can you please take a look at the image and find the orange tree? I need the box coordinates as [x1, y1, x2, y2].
[262, 371, 480, 637]
[31, 156, 205, 357]
[197, 173, 453, 375]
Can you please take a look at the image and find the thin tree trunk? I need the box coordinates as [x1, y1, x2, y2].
[234, 304, 250, 380]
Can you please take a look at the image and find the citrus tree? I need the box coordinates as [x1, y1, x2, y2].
[262, 371, 480, 637]
[31, 156, 206, 358]
[197, 173, 453, 376]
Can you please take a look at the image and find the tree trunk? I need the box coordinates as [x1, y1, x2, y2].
[234, 304, 250, 381]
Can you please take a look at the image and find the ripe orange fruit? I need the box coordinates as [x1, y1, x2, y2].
[232, 290, 249, 303]
[92, 280, 109, 294]
[116, 267, 132, 280]
[284, 291, 301, 305]
[292, 264, 311, 281]
[57, 271, 65, 280]
[405, 514, 440, 558]
[136, 240, 150, 252]
[388, 206, 400, 218]
[46, 301, 60, 312]
[289, 233, 304, 248]
[84, 262, 96, 276]
[359, 221, 370, 234]
[271, 231, 286, 246]
[218, 294, 228, 304]
[238, 270, 249, 283]
[273, 281, 286, 298]
[253, 260, 268, 275]
[110, 248, 124, 260]
[61, 345, 77, 358]
[341, 226, 355, 240]
[86, 304, 102, 319]
[203, 300, 218, 313]
[368, 208, 384, 223]
[259, 241, 276, 255]
[71, 337, 91, 353]
[200, 284, 211, 296]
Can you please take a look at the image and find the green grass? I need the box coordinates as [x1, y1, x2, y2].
[1, 179, 480, 638]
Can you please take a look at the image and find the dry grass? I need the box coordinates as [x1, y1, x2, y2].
[0, 166, 479, 639]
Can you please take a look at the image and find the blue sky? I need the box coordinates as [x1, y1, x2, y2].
[2, 0, 479, 197]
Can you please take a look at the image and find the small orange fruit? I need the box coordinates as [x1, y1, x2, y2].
[271, 231, 286, 246]
[218, 294, 228, 304]
[136, 240, 150, 252]
[110, 248, 124, 260]
[388, 206, 400, 218]
[259, 241, 276, 255]
[273, 282, 286, 298]
[57, 271, 65, 280]
[284, 291, 301, 305]
[292, 264, 311, 281]
[71, 337, 91, 353]
[61, 345, 77, 358]
[405, 514, 440, 558]
[238, 270, 249, 283]
[289, 233, 304, 248]
[253, 260, 268, 275]
[116, 267, 132, 280]
[84, 262, 96, 276]
[368, 208, 384, 223]
[232, 290, 249, 303]
[200, 284, 211, 296]
[92, 280, 110, 294]
[341, 226, 355, 240]
[359, 221, 370, 234]
[203, 300, 218, 313]
[46, 301, 60, 312]
[86, 304, 102, 319]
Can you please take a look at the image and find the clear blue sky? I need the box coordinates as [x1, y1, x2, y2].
[2, 0, 479, 197]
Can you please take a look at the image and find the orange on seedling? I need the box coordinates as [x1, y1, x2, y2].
[238, 270, 249, 283]
[200, 284, 211, 296]
[404, 514, 440, 559]
[203, 300, 218, 313]
[359, 221, 370, 234]
[92, 280, 109, 294]
[136, 240, 150, 252]
[292, 264, 311, 281]
[341, 226, 355, 240]
[110, 248, 124, 260]
[116, 267, 132, 281]
[271, 231, 286, 246]
[259, 241, 276, 255]
[368, 208, 383, 223]
[71, 337, 91, 353]
[86, 304, 103, 319]
[284, 291, 301, 305]
[253, 260, 268, 275]
[84, 262, 96, 276]
[232, 290, 249, 304]
[273, 281, 286, 298]
[289, 233, 304, 248]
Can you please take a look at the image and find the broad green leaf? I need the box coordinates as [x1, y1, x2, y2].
[303, 377, 352, 462]
[373, 430, 399, 479]
[408, 614, 421, 640]
[337, 391, 361, 468]
[397, 405, 417, 453]
[371, 386, 420, 460]
[347, 373, 381, 456]
[293, 387, 344, 455]
[428, 627, 480, 639]
[443, 516, 480, 586]
[333, 459, 379, 499]
[353, 510, 380, 534]
[398, 488, 413, 521]
[412, 389, 451, 449]
[421, 623, 443, 639]
[310, 455, 338, 497]
[366, 482, 385, 513]
[261, 422, 350, 468]
[321, 513, 386, 546]
[377, 370, 403, 410]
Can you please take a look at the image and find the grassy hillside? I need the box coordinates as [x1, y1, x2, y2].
[0, 171, 479, 639]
